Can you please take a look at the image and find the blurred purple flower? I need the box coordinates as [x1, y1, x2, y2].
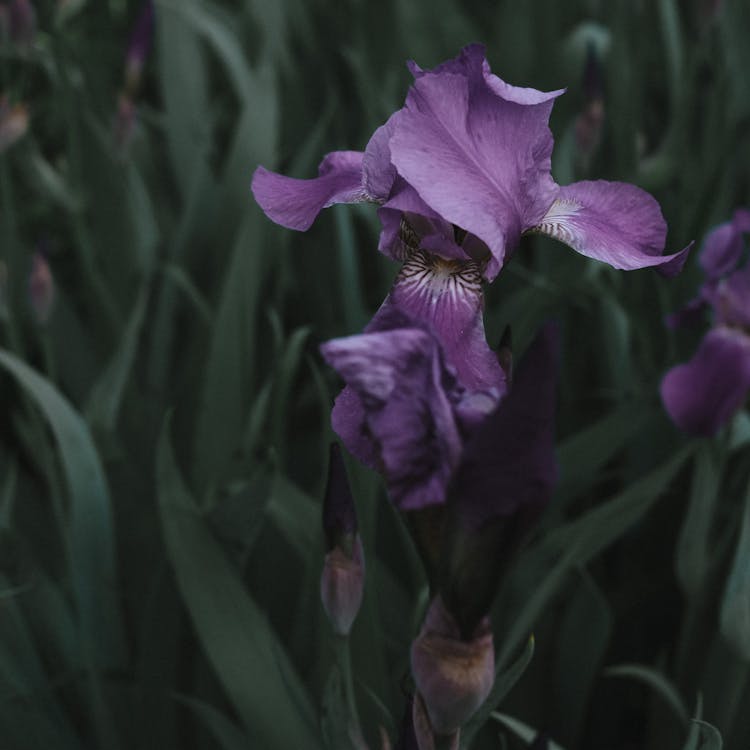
[0, 0, 36, 47]
[124, 1, 154, 94]
[661, 209, 750, 436]
[253, 43, 689, 282]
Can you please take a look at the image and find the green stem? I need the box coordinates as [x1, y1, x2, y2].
[335, 635, 363, 745]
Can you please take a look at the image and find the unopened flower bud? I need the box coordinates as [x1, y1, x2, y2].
[321, 534, 364, 636]
[411, 692, 460, 750]
[28, 251, 54, 324]
[320, 444, 364, 636]
[0, 96, 28, 153]
[411, 597, 494, 736]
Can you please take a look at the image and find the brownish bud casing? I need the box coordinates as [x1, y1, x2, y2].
[410, 597, 494, 735]
[320, 533, 364, 636]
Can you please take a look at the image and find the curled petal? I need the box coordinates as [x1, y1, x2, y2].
[362, 115, 399, 202]
[408, 43, 564, 106]
[251, 150, 368, 231]
[532, 181, 690, 276]
[322, 327, 463, 510]
[660, 327, 750, 436]
[389, 69, 558, 280]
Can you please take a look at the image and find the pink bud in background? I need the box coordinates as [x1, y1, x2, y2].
[410, 597, 494, 737]
[28, 252, 54, 324]
[0, 96, 28, 153]
[320, 444, 365, 636]
[321, 534, 365, 637]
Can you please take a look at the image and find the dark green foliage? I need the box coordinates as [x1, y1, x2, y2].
[1, 1, 749, 748]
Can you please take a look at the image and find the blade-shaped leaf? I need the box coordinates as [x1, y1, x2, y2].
[157, 423, 322, 748]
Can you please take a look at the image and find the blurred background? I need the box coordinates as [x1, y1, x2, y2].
[1, 0, 749, 748]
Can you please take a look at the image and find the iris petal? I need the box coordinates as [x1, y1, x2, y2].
[322, 327, 463, 510]
[251, 151, 368, 231]
[389, 69, 558, 280]
[385, 251, 504, 393]
[660, 327, 750, 436]
[533, 180, 690, 276]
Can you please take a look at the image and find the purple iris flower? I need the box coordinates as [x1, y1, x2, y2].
[661, 209, 750, 436]
[253, 43, 689, 281]
[253, 44, 688, 443]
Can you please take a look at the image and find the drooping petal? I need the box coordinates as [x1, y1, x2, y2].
[389, 69, 558, 280]
[251, 150, 368, 231]
[321, 327, 463, 511]
[660, 327, 750, 436]
[381, 250, 505, 394]
[533, 180, 690, 276]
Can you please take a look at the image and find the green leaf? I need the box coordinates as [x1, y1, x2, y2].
[85, 287, 149, 435]
[553, 573, 612, 743]
[676, 442, 722, 598]
[720, 478, 750, 661]
[557, 403, 650, 504]
[157, 422, 323, 748]
[0, 349, 124, 669]
[177, 697, 250, 750]
[497, 445, 693, 668]
[683, 720, 723, 750]
[192, 213, 266, 487]
[605, 664, 689, 725]
[265, 473, 320, 557]
[491, 712, 566, 750]
[156, 0, 212, 197]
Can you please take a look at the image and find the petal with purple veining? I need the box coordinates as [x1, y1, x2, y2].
[533, 180, 690, 276]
